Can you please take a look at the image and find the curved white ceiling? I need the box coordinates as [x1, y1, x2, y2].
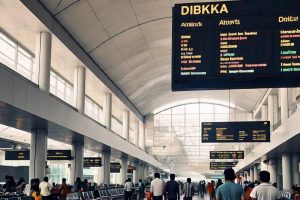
[38, 0, 267, 115]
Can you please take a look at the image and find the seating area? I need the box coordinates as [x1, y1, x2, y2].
[67, 187, 124, 200]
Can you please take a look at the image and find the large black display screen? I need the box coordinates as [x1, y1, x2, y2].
[172, 0, 300, 90]
[210, 151, 244, 159]
[210, 162, 238, 170]
[110, 163, 121, 173]
[202, 121, 270, 143]
[5, 151, 30, 160]
[47, 150, 71, 160]
[83, 157, 102, 167]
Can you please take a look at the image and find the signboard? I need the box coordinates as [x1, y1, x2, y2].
[202, 121, 270, 143]
[83, 157, 102, 167]
[47, 150, 71, 160]
[5, 151, 30, 160]
[172, 0, 300, 90]
[210, 151, 244, 159]
[110, 163, 121, 173]
[210, 162, 238, 170]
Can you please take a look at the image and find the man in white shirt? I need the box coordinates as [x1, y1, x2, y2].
[150, 173, 165, 200]
[250, 171, 279, 200]
[39, 177, 52, 200]
[124, 178, 134, 200]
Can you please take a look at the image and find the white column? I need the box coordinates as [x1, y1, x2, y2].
[261, 160, 268, 171]
[30, 129, 47, 181]
[134, 119, 139, 146]
[139, 122, 145, 150]
[268, 95, 275, 126]
[280, 88, 289, 123]
[120, 157, 128, 184]
[277, 158, 283, 190]
[261, 105, 268, 121]
[70, 141, 84, 185]
[123, 110, 130, 140]
[292, 154, 300, 186]
[100, 150, 111, 185]
[269, 159, 277, 184]
[133, 161, 139, 184]
[73, 66, 86, 113]
[103, 92, 112, 130]
[250, 168, 254, 182]
[253, 165, 258, 181]
[247, 113, 253, 121]
[282, 153, 292, 190]
[35, 32, 52, 92]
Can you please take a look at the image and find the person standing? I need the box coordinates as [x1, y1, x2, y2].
[150, 173, 165, 200]
[138, 179, 145, 200]
[216, 168, 245, 200]
[58, 178, 68, 200]
[39, 177, 52, 200]
[165, 174, 180, 200]
[250, 171, 279, 200]
[183, 178, 194, 200]
[73, 177, 82, 192]
[124, 178, 133, 200]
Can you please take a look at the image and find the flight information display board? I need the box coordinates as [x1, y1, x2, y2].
[83, 157, 102, 167]
[210, 162, 238, 170]
[110, 163, 121, 173]
[210, 151, 244, 159]
[172, 0, 300, 90]
[47, 150, 71, 160]
[202, 121, 270, 143]
[5, 151, 30, 160]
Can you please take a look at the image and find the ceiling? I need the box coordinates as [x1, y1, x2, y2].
[35, 0, 267, 116]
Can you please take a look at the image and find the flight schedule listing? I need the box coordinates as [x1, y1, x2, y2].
[210, 162, 238, 170]
[210, 151, 244, 159]
[202, 121, 270, 143]
[172, 0, 300, 91]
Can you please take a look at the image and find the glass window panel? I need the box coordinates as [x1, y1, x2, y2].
[215, 114, 229, 122]
[0, 54, 14, 68]
[185, 137, 200, 145]
[200, 113, 214, 123]
[200, 103, 214, 113]
[159, 109, 171, 115]
[185, 114, 199, 127]
[186, 104, 199, 114]
[172, 126, 185, 137]
[186, 127, 200, 137]
[158, 114, 171, 126]
[172, 105, 185, 114]
[172, 114, 185, 126]
[16, 65, 31, 79]
[57, 79, 64, 93]
[215, 105, 230, 113]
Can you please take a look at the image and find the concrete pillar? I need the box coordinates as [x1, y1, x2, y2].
[282, 153, 292, 190]
[268, 95, 275, 126]
[140, 122, 145, 150]
[134, 120, 139, 146]
[100, 150, 111, 185]
[103, 92, 112, 130]
[73, 66, 86, 113]
[247, 113, 253, 121]
[261, 160, 268, 171]
[261, 105, 268, 121]
[120, 157, 128, 185]
[277, 157, 283, 190]
[253, 165, 258, 181]
[70, 142, 83, 185]
[292, 154, 300, 186]
[30, 128, 47, 181]
[35, 32, 52, 92]
[133, 161, 139, 184]
[123, 110, 130, 140]
[269, 159, 277, 184]
[280, 88, 289, 123]
[250, 168, 254, 182]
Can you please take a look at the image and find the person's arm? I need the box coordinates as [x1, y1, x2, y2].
[150, 182, 153, 193]
[177, 183, 180, 200]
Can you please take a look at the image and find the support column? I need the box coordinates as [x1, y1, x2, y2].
[247, 113, 253, 121]
[73, 66, 86, 113]
[120, 157, 128, 185]
[280, 88, 289, 123]
[268, 95, 275, 127]
[250, 168, 254, 182]
[134, 120, 139, 147]
[277, 158, 283, 190]
[269, 159, 277, 184]
[70, 141, 84, 185]
[123, 110, 130, 140]
[292, 154, 300, 186]
[35, 32, 52, 92]
[30, 129, 47, 181]
[140, 122, 145, 150]
[253, 165, 258, 181]
[133, 161, 139, 184]
[100, 150, 111, 185]
[103, 93, 112, 130]
[282, 153, 292, 190]
[261, 105, 268, 121]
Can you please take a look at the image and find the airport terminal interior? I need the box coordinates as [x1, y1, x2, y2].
[0, 0, 300, 200]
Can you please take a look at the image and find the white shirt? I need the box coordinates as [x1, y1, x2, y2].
[124, 182, 133, 192]
[150, 178, 165, 196]
[250, 183, 279, 200]
[39, 181, 52, 196]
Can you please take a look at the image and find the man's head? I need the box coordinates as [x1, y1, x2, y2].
[139, 179, 142, 182]
[259, 171, 270, 183]
[224, 168, 236, 181]
[170, 174, 175, 181]
[44, 176, 48, 182]
[187, 178, 191, 183]
[62, 178, 66, 183]
[128, 178, 131, 182]
[154, 173, 160, 179]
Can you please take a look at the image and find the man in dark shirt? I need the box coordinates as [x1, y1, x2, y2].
[165, 174, 180, 200]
